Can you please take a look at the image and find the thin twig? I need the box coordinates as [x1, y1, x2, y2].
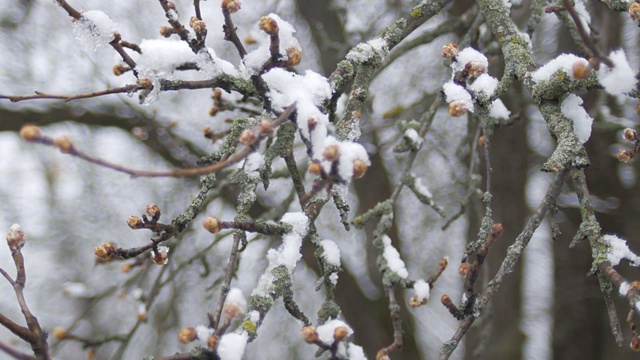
[221, 3, 247, 58]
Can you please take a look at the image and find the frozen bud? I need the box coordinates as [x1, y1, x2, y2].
[159, 26, 173, 37]
[464, 61, 485, 77]
[223, 288, 247, 319]
[259, 120, 274, 136]
[112, 63, 128, 76]
[53, 136, 74, 153]
[222, 0, 241, 13]
[448, 101, 468, 117]
[630, 2, 640, 20]
[477, 135, 485, 147]
[127, 215, 143, 229]
[353, 159, 369, 179]
[491, 223, 504, 238]
[244, 33, 256, 44]
[137, 78, 153, 89]
[333, 326, 349, 342]
[459, 262, 471, 278]
[94, 242, 117, 260]
[146, 203, 161, 218]
[166, 1, 175, 10]
[178, 327, 197, 344]
[572, 61, 590, 80]
[632, 335, 640, 352]
[308, 162, 322, 175]
[6, 224, 25, 251]
[623, 128, 637, 142]
[286, 47, 302, 67]
[152, 246, 169, 265]
[20, 124, 43, 141]
[300, 326, 318, 343]
[440, 294, 453, 307]
[441, 43, 459, 60]
[409, 295, 428, 308]
[307, 118, 317, 131]
[239, 129, 256, 145]
[189, 17, 207, 34]
[203, 216, 222, 234]
[617, 149, 633, 163]
[53, 327, 68, 340]
[259, 16, 279, 36]
[439, 257, 448, 269]
[322, 144, 340, 162]
[207, 335, 219, 349]
[631, 280, 640, 290]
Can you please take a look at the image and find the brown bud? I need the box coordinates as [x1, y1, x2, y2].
[624, 128, 637, 142]
[178, 327, 197, 344]
[464, 61, 485, 77]
[209, 108, 218, 117]
[333, 326, 349, 342]
[19, 125, 43, 141]
[630, 2, 640, 21]
[448, 101, 468, 117]
[112, 63, 128, 76]
[300, 326, 318, 344]
[152, 247, 169, 265]
[572, 61, 590, 80]
[95, 242, 117, 260]
[159, 26, 173, 37]
[244, 34, 257, 45]
[477, 135, 485, 147]
[632, 334, 640, 352]
[307, 118, 317, 131]
[146, 203, 161, 218]
[376, 350, 391, 360]
[491, 223, 504, 239]
[6, 224, 25, 251]
[353, 159, 368, 179]
[439, 257, 448, 269]
[222, 0, 241, 13]
[259, 16, 279, 36]
[440, 294, 452, 307]
[239, 129, 256, 145]
[189, 17, 206, 34]
[207, 335, 219, 349]
[441, 43, 459, 60]
[86, 349, 96, 360]
[286, 47, 302, 67]
[631, 280, 640, 291]
[308, 162, 322, 175]
[322, 144, 340, 162]
[53, 327, 68, 340]
[617, 149, 633, 163]
[203, 217, 222, 234]
[166, 2, 175, 10]
[409, 295, 428, 308]
[137, 78, 153, 89]
[53, 136, 74, 153]
[259, 120, 274, 136]
[459, 263, 472, 278]
[136, 311, 148, 322]
[213, 88, 222, 99]
[127, 215, 143, 229]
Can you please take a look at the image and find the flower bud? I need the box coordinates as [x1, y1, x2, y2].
[333, 326, 349, 342]
[376, 350, 391, 360]
[630, 2, 640, 21]
[223, 288, 247, 319]
[459, 263, 472, 278]
[203, 217, 222, 233]
[448, 101, 468, 117]
[409, 295, 428, 308]
[207, 335, 219, 349]
[178, 327, 197, 344]
[300, 326, 318, 343]
[53, 136, 74, 153]
[239, 129, 256, 145]
[87, 349, 96, 360]
[491, 223, 504, 238]
[322, 145, 340, 162]
[464, 61, 485, 77]
[259, 120, 274, 136]
[259, 16, 279, 36]
[441, 43, 459, 60]
[632, 334, 640, 352]
[146, 204, 161, 219]
[631, 280, 640, 290]
[623, 128, 637, 142]
[95, 242, 117, 260]
[353, 159, 368, 179]
[308, 162, 322, 175]
[439, 257, 448, 269]
[617, 149, 633, 163]
[152, 246, 169, 265]
[572, 61, 590, 80]
[112, 63, 128, 76]
[6, 224, 25, 251]
[127, 215, 143, 229]
[244, 34, 256, 45]
[53, 327, 68, 340]
[441, 294, 453, 307]
[222, 0, 241, 13]
[189, 17, 207, 35]
[159, 26, 173, 37]
[307, 118, 317, 131]
[477, 135, 485, 147]
[20, 125, 42, 141]
[286, 47, 302, 67]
